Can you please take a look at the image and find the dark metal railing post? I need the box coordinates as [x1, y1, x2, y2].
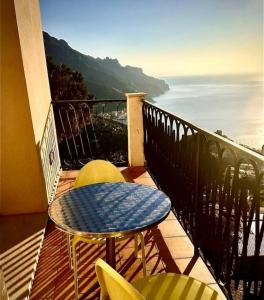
[194, 133, 201, 255]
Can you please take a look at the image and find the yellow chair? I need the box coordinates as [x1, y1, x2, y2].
[73, 159, 125, 188]
[68, 160, 146, 299]
[95, 258, 224, 300]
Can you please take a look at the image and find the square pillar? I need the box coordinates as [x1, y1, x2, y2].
[126, 92, 146, 167]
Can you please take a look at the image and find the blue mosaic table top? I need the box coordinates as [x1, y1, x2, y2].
[49, 182, 171, 237]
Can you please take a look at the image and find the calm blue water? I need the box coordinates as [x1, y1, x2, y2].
[154, 74, 264, 149]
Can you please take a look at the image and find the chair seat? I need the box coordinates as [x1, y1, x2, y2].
[132, 273, 222, 300]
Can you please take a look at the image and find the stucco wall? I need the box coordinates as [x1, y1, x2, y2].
[15, 0, 51, 144]
[0, 0, 50, 214]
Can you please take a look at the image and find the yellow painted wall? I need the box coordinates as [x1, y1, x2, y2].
[0, 0, 51, 214]
[15, 0, 51, 144]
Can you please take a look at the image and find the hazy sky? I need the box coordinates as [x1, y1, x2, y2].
[40, 0, 263, 77]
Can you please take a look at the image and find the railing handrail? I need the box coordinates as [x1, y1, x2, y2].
[144, 100, 264, 164]
[52, 99, 126, 105]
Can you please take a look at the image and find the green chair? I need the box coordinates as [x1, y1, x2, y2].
[68, 160, 146, 299]
[95, 258, 224, 300]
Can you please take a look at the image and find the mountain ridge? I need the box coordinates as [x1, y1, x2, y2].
[43, 32, 169, 99]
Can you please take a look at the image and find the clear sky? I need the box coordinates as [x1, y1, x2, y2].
[40, 0, 263, 77]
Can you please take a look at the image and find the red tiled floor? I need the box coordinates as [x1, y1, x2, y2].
[30, 167, 226, 300]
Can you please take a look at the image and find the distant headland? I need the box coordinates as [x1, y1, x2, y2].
[43, 32, 169, 99]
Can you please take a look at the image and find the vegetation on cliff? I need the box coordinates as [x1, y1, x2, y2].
[43, 32, 169, 99]
[46, 56, 93, 100]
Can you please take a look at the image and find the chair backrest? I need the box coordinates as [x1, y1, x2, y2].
[95, 259, 145, 300]
[73, 160, 125, 189]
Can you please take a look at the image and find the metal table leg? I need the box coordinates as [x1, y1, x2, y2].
[106, 237, 116, 269]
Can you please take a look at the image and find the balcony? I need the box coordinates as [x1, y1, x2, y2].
[49, 96, 263, 299]
[29, 167, 226, 300]
[1, 95, 263, 300]
[1, 3, 263, 299]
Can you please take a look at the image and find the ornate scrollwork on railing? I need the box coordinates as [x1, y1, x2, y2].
[52, 99, 127, 169]
[143, 100, 264, 299]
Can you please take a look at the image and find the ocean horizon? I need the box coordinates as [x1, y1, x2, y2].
[154, 73, 264, 149]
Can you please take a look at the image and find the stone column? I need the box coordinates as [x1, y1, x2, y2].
[126, 92, 146, 167]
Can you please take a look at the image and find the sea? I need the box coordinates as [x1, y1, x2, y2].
[154, 74, 264, 150]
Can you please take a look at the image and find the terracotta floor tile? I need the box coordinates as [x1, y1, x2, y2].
[60, 233, 68, 245]
[66, 170, 80, 178]
[37, 254, 68, 271]
[148, 226, 165, 239]
[173, 257, 194, 273]
[143, 232, 155, 246]
[133, 177, 156, 186]
[146, 255, 166, 274]
[174, 256, 217, 284]
[74, 261, 96, 280]
[30, 285, 56, 300]
[40, 246, 61, 257]
[117, 257, 145, 282]
[53, 268, 76, 300]
[145, 243, 160, 260]
[165, 211, 177, 220]
[30, 276, 56, 300]
[42, 231, 63, 248]
[120, 167, 149, 182]
[116, 236, 137, 249]
[124, 169, 150, 179]
[81, 244, 108, 263]
[208, 283, 227, 299]
[56, 259, 73, 274]
[158, 219, 187, 237]
[187, 258, 217, 284]
[118, 245, 137, 260]
[59, 245, 71, 258]
[118, 243, 156, 262]
[162, 236, 194, 259]
[55, 181, 74, 194]
[78, 241, 102, 254]
[33, 267, 58, 283]
[78, 275, 100, 299]
[31, 264, 57, 299]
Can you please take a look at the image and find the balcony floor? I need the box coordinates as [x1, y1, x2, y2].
[30, 167, 226, 300]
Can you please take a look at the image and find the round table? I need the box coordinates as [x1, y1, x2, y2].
[48, 182, 171, 268]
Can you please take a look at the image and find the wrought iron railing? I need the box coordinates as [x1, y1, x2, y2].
[143, 100, 264, 299]
[40, 105, 61, 203]
[52, 99, 127, 169]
